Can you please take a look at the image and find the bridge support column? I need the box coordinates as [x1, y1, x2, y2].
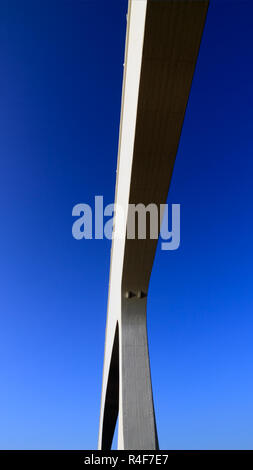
[118, 294, 158, 450]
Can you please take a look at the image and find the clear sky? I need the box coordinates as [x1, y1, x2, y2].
[0, 0, 253, 450]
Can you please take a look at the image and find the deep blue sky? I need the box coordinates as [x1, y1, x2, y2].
[0, 0, 253, 450]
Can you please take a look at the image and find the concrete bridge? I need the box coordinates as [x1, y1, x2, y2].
[98, 0, 209, 450]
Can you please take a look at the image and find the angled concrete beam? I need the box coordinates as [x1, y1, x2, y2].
[98, 0, 209, 450]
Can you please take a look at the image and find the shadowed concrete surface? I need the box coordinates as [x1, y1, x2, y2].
[99, 0, 209, 450]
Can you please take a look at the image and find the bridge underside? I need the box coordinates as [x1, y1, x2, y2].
[98, 0, 209, 450]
